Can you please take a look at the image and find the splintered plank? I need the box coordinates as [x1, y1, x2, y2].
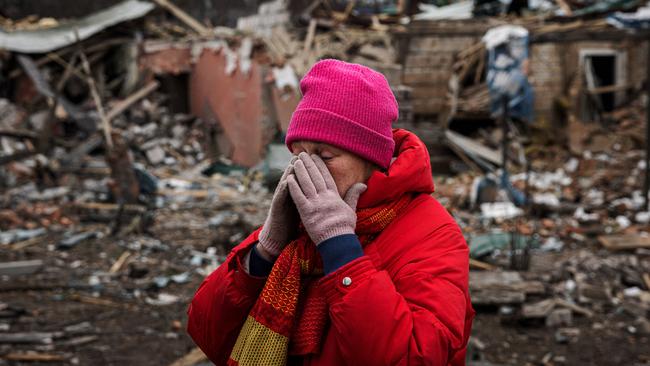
[4, 351, 68, 362]
[169, 347, 208, 366]
[0, 332, 62, 344]
[598, 234, 650, 251]
[470, 271, 545, 305]
[0, 260, 43, 276]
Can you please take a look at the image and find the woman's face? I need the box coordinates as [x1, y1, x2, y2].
[290, 141, 375, 197]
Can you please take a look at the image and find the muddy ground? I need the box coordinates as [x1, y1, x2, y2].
[2, 195, 649, 366]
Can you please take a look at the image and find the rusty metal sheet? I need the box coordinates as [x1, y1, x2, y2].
[0, 0, 154, 53]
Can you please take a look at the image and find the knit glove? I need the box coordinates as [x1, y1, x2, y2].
[287, 152, 367, 245]
[257, 156, 299, 258]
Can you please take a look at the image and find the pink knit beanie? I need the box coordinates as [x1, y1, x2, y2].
[285, 59, 398, 169]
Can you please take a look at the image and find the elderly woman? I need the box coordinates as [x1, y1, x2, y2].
[187, 59, 474, 366]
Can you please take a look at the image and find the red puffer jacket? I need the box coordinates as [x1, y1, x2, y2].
[187, 129, 474, 365]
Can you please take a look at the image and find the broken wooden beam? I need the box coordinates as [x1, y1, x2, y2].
[71, 202, 147, 213]
[17, 55, 90, 125]
[8, 38, 130, 79]
[60, 133, 104, 167]
[152, 0, 212, 36]
[0, 128, 40, 140]
[58, 231, 100, 249]
[79, 49, 113, 149]
[106, 80, 160, 121]
[521, 298, 556, 318]
[469, 271, 545, 305]
[598, 234, 650, 251]
[554, 298, 594, 318]
[0, 149, 37, 166]
[109, 251, 132, 274]
[445, 129, 502, 166]
[0, 332, 62, 345]
[106, 132, 140, 204]
[521, 298, 594, 320]
[69, 294, 136, 310]
[3, 351, 68, 362]
[555, 0, 573, 15]
[303, 19, 317, 56]
[59, 335, 98, 347]
[10, 236, 47, 251]
[0, 260, 44, 276]
[469, 258, 497, 271]
[169, 347, 208, 366]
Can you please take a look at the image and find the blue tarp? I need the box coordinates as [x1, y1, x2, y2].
[608, 2, 650, 30]
[330, 0, 401, 15]
[483, 25, 535, 123]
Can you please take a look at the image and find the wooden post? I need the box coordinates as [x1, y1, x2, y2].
[152, 0, 211, 36]
[643, 38, 650, 211]
[106, 132, 140, 205]
[502, 95, 509, 171]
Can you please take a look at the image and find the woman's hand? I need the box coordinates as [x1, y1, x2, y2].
[287, 152, 366, 245]
[257, 156, 299, 259]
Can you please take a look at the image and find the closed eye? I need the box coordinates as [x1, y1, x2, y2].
[319, 153, 334, 161]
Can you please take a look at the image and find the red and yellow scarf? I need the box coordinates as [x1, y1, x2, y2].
[228, 193, 413, 366]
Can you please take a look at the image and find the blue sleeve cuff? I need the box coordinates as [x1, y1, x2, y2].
[317, 234, 364, 275]
[249, 244, 274, 277]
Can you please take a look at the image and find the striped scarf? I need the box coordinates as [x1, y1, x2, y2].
[228, 193, 413, 366]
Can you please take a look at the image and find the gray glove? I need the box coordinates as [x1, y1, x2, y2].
[257, 156, 299, 258]
[287, 153, 366, 245]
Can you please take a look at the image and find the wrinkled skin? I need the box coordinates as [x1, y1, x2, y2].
[290, 141, 376, 197]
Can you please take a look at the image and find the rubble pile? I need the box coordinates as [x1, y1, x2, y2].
[434, 100, 650, 364]
[0, 3, 282, 360]
[1, 115, 271, 363]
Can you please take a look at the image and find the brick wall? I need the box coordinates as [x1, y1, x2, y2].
[627, 40, 649, 91]
[529, 39, 649, 121]
[529, 43, 564, 120]
[403, 35, 481, 115]
[400, 20, 493, 116]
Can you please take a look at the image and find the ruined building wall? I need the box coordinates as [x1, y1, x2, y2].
[403, 34, 480, 115]
[529, 43, 564, 122]
[627, 40, 649, 91]
[530, 38, 649, 123]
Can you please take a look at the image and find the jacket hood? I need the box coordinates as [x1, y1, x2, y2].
[357, 129, 435, 209]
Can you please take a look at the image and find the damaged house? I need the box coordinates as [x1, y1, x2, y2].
[399, 17, 649, 125]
